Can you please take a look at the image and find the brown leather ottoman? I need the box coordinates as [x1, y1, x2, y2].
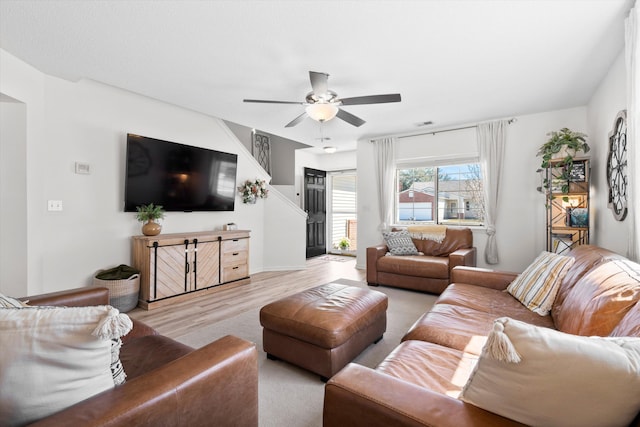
[259, 283, 388, 381]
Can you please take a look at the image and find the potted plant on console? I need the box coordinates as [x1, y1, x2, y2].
[537, 127, 589, 194]
[136, 203, 165, 236]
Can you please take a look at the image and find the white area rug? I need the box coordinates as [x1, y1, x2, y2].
[176, 279, 437, 427]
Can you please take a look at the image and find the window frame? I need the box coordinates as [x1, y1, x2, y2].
[394, 158, 485, 227]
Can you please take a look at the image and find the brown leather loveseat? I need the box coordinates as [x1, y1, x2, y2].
[325, 245, 640, 426]
[19, 287, 259, 426]
[367, 227, 477, 294]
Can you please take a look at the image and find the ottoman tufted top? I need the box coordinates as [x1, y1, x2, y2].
[259, 283, 388, 348]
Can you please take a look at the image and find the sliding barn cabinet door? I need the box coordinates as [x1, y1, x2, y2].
[147, 239, 220, 300]
[192, 240, 220, 289]
[150, 243, 190, 300]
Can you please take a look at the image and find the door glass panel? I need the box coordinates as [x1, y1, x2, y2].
[330, 173, 357, 253]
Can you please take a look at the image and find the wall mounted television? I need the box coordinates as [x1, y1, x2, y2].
[124, 134, 238, 212]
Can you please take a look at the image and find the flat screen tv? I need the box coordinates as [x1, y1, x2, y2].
[124, 134, 238, 212]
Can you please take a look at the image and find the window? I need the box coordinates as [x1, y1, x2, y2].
[396, 163, 484, 226]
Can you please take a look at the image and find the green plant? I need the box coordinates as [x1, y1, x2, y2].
[537, 128, 589, 169]
[338, 237, 350, 250]
[135, 203, 165, 222]
[537, 128, 589, 195]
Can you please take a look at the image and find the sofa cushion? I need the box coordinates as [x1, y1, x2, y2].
[611, 301, 640, 337]
[402, 301, 554, 355]
[377, 254, 449, 279]
[377, 340, 478, 397]
[0, 305, 132, 425]
[506, 251, 575, 316]
[382, 230, 419, 255]
[412, 227, 473, 257]
[437, 283, 559, 322]
[460, 317, 640, 427]
[554, 259, 640, 336]
[552, 244, 625, 321]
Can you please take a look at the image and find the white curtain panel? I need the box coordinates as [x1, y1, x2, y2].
[626, 4, 639, 262]
[477, 120, 508, 265]
[373, 137, 396, 231]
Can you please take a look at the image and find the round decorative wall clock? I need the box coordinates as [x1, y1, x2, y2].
[606, 110, 628, 221]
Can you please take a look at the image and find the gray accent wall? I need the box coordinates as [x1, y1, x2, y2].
[224, 120, 310, 186]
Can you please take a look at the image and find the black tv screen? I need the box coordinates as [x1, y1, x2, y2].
[124, 134, 238, 212]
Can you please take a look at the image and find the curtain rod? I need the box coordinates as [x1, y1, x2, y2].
[370, 117, 517, 141]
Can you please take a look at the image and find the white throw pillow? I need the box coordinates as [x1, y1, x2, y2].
[460, 317, 640, 427]
[0, 292, 28, 308]
[0, 305, 132, 426]
[507, 251, 575, 315]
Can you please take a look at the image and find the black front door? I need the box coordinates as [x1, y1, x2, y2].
[304, 167, 327, 258]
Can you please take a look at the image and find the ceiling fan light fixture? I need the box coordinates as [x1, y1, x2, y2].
[305, 102, 339, 122]
[323, 146, 337, 154]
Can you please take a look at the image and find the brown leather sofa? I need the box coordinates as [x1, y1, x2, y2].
[325, 245, 640, 427]
[17, 287, 258, 427]
[367, 227, 477, 294]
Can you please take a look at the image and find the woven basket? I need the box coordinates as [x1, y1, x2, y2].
[92, 273, 140, 313]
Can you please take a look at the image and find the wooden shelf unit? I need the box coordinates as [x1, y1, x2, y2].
[132, 230, 250, 310]
[545, 158, 590, 254]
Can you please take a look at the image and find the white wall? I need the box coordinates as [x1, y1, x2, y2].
[587, 52, 630, 255]
[0, 99, 27, 296]
[0, 48, 306, 297]
[263, 188, 307, 270]
[357, 106, 588, 272]
[0, 50, 47, 295]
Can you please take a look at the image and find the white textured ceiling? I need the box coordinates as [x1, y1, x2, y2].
[0, 0, 634, 152]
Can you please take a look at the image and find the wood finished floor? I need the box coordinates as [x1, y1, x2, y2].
[127, 255, 365, 341]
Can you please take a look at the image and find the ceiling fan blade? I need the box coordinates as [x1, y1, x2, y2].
[336, 109, 365, 127]
[309, 71, 329, 96]
[285, 112, 308, 128]
[243, 99, 303, 105]
[339, 93, 402, 106]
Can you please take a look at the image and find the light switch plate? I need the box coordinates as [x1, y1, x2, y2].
[47, 200, 63, 211]
[75, 162, 91, 174]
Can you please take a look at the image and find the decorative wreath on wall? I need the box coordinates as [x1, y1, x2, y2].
[238, 179, 269, 204]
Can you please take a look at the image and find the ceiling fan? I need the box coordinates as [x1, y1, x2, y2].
[243, 71, 401, 128]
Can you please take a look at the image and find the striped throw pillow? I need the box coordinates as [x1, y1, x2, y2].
[507, 251, 575, 316]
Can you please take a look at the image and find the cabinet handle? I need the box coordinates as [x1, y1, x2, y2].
[233, 266, 239, 270]
[233, 252, 239, 256]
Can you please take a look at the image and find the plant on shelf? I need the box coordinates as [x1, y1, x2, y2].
[537, 128, 589, 168]
[238, 179, 269, 204]
[337, 237, 351, 251]
[135, 203, 165, 236]
[537, 128, 590, 195]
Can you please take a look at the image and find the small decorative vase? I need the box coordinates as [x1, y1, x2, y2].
[142, 220, 162, 236]
[244, 195, 257, 204]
